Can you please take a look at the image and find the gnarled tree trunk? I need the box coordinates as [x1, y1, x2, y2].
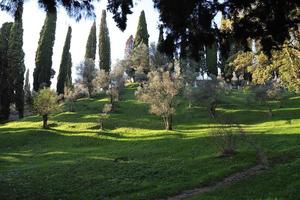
[42, 114, 48, 128]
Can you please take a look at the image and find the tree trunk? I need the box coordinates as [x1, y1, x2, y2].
[188, 100, 192, 108]
[42, 114, 48, 129]
[165, 115, 172, 130]
[267, 105, 273, 118]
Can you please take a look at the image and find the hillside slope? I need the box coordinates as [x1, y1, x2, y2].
[0, 85, 299, 199]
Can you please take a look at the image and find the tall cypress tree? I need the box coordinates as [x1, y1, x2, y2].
[157, 26, 164, 53]
[24, 68, 32, 106]
[134, 10, 149, 48]
[33, 9, 57, 91]
[99, 10, 111, 72]
[0, 22, 13, 121]
[57, 26, 72, 94]
[85, 21, 96, 60]
[7, 2, 25, 118]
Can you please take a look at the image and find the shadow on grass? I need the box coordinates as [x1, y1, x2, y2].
[0, 127, 299, 200]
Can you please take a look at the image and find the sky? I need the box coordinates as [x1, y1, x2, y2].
[0, 0, 160, 88]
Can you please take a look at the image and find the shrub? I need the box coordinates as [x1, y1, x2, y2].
[212, 122, 237, 156]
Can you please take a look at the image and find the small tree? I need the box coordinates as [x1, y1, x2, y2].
[99, 103, 112, 130]
[92, 69, 110, 93]
[76, 58, 97, 96]
[33, 88, 60, 128]
[192, 78, 221, 118]
[64, 86, 76, 112]
[136, 71, 183, 130]
[250, 82, 286, 117]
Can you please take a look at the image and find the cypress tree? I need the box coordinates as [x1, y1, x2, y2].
[7, 2, 25, 118]
[33, 9, 57, 91]
[99, 10, 111, 72]
[134, 10, 149, 48]
[206, 42, 218, 76]
[0, 22, 13, 121]
[24, 68, 32, 106]
[85, 21, 96, 60]
[157, 26, 164, 53]
[57, 26, 72, 94]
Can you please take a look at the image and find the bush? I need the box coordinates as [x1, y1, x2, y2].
[212, 121, 237, 156]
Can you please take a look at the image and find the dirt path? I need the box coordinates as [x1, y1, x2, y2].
[158, 164, 266, 200]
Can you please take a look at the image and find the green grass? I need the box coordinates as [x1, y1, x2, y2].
[0, 85, 300, 200]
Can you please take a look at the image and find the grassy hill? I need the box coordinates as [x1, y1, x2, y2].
[0, 84, 299, 200]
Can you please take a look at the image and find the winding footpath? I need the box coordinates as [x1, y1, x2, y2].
[158, 164, 266, 200]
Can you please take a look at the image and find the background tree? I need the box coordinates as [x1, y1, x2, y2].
[180, 58, 199, 108]
[1, 0, 298, 54]
[130, 43, 150, 82]
[33, 88, 60, 128]
[99, 10, 111, 72]
[76, 59, 97, 96]
[85, 21, 96, 60]
[7, 2, 25, 118]
[191, 79, 222, 118]
[33, 9, 57, 91]
[57, 26, 72, 94]
[107, 61, 125, 109]
[206, 42, 218, 77]
[149, 42, 170, 72]
[157, 26, 164, 53]
[124, 35, 134, 59]
[134, 11, 149, 48]
[0, 22, 13, 121]
[64, 86, 76, 112]
[92, 69, 110, 92]
[134, 10, 149, 48]
[24, 69, 33, 107]
[136, 71, 183, 130]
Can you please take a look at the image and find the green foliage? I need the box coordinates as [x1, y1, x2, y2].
[136, 71, 183, 130]
[157, 26, 164, 53]
[7, 3, 25, 119]
[206, 42, 218, 76]
[230, 32, 300, 91]
[57, 26, 72, 94]
[33, 88, 60, 128]
[24, 69, 33, 107]
[33, 10, 57, 91]
[0, 22, 13, 121]
[99, 10, 111, 72]
[85, 21, 96, 60]
[134, 10, 149, 48]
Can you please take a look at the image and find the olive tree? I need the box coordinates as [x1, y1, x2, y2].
[250, 82, 286, 117]
[192, 78, 222, 118]
[136, 71, 183, 130]
[33, 88, 60, 128]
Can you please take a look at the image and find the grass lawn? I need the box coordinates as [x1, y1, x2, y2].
[0, 84, 299, 200]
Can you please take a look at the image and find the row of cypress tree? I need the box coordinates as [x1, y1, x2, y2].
[85, 10, 111, 72]
[0, 2, 25, 120]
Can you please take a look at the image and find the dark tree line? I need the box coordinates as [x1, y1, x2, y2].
[0, 1, 25, 121]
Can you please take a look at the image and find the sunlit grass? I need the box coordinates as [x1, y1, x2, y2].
[0, 85, 299, 199]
